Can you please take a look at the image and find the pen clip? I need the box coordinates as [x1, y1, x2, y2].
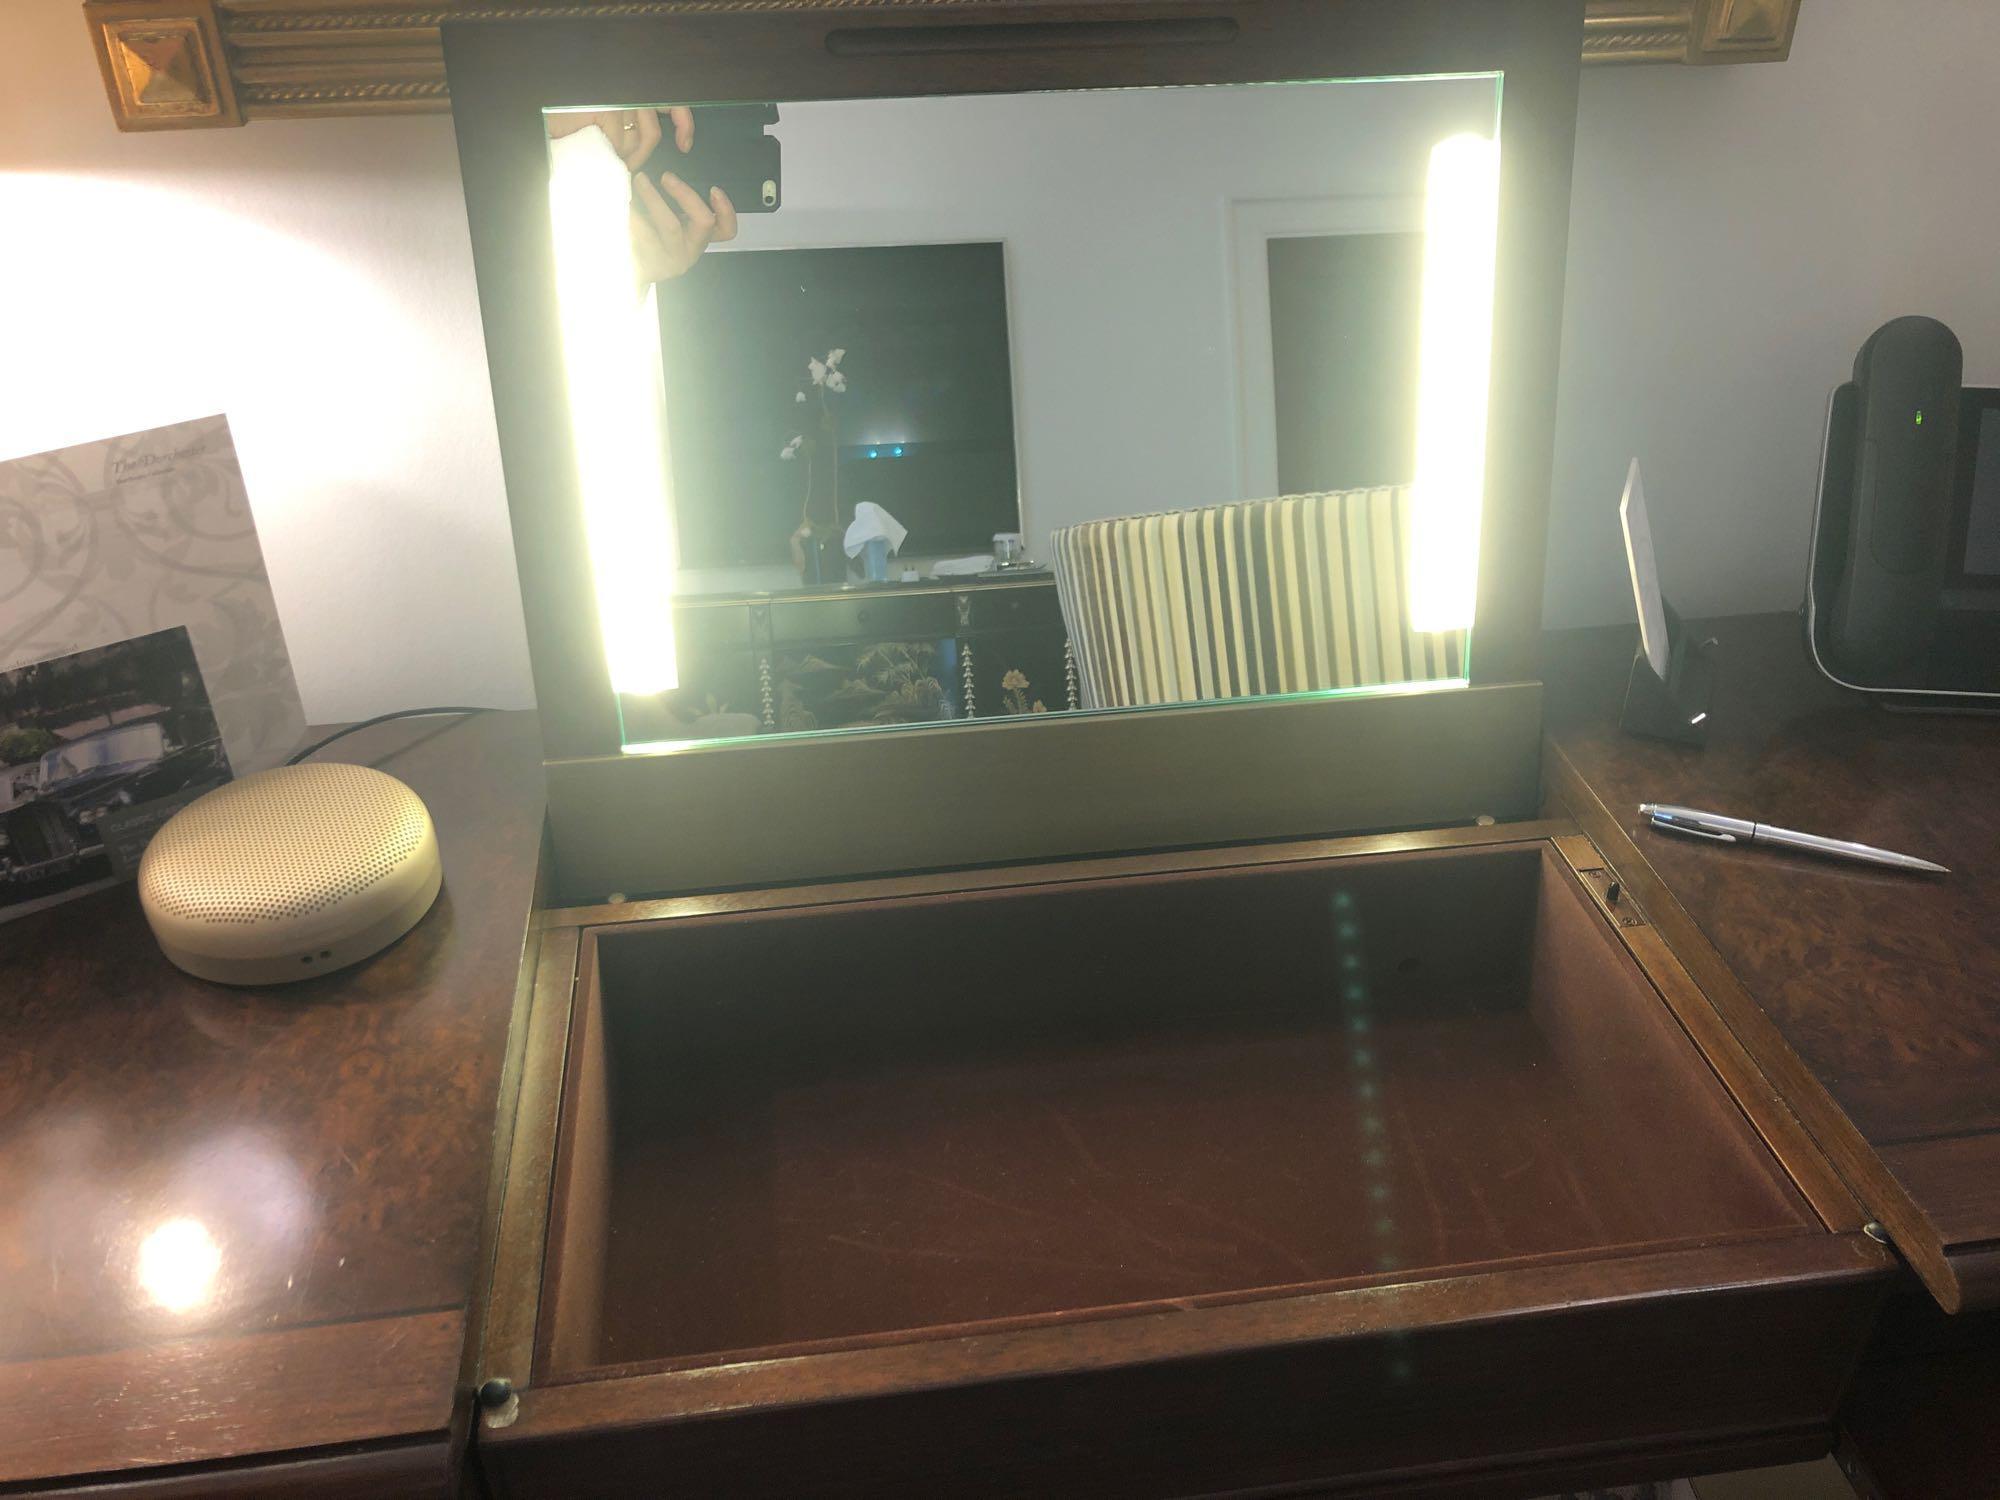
[1651, 815, 1738, 843]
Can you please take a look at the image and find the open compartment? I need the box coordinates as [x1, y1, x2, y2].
[536, 842, 1816, 1381]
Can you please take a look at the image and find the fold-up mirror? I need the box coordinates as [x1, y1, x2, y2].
[448, 0, 1581, 896]
[541, 74, 1504, 749]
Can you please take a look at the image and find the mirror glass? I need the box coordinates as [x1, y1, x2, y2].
[541, 75, 1501, 751]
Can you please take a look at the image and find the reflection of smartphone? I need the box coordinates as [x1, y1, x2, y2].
[639, 103, 782, 214]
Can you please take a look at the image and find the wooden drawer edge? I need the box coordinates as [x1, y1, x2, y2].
[1544, 739, 1979, 1311]
[1544, 812, 1870, 1234]
[489, 1233, 1886, 1442]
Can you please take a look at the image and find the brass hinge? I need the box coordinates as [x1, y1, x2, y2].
[1554, 834, 1649, 930]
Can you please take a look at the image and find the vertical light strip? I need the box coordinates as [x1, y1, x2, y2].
[547, 125, 680, 697]
[1407, 132, 1501, 635]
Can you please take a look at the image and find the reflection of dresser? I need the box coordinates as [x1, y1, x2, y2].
[674, 573, 1076, 734]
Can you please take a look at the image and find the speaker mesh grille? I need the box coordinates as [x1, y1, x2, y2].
[140, 763, 430, 926]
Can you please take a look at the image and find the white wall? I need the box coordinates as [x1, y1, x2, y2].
[1546, 0, 2000, 629]
[722, 81, 1491, 577]
[0, 0, 531, 723]
[5, 0, 1998, 717]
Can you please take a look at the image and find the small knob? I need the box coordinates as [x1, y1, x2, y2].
[477, 1378, 515, 1411]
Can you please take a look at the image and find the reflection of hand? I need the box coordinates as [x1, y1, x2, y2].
[547, 107, 687, 170]
[632, 171, 738, 281]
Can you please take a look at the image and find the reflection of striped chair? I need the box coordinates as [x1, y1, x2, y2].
[1050, 485, 1466, 710]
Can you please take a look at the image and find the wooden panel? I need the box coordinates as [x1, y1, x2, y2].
[536, 936, 610, 1378]
[1548, 832, 1869, 1232]
[1879, 1134, 2000, 1243]
[1, 1441, 448, 1499]
[545, 682, 1545, 901]
[473, 927, 581, 1391]
[484, 1236, 1882, 1498]
[0, 1312, 460, 1483]
[1840, 1341, 2000, 1500]
[1542, 616, 2000, 1312]
[1877, 1135, 2000, 1307]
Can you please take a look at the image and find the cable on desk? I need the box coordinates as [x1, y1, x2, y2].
[285, 708, 494, 766]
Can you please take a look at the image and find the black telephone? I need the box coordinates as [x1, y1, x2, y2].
[636, 103, 783, 215]
[1807, 316, 2000, 705]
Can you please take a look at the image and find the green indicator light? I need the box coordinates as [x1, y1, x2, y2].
[1916, 410, 1925, 426]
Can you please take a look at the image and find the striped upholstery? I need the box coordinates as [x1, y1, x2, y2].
[1050, 485, 1467, 710]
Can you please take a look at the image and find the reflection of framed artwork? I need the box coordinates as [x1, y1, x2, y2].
[0, 415, 305, 779]
[0, 625, 233, 921]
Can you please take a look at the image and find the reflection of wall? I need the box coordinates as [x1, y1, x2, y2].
[720, 80, 1495, 573]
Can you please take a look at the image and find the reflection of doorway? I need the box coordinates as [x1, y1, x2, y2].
[1229, 197, 1421, 500]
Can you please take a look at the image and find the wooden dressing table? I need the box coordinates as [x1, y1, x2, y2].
[9, 0, 1984, 1491]
[7, 622, 2000, 1494]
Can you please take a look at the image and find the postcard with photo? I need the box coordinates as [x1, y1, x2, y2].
[0, 414, 305, 776]
[0, 625, 233, 922]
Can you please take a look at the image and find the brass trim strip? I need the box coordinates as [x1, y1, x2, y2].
[475, 925, 583, 1391]
[539, 816, 1582, 930]
[1545, 755, 1876, 1238]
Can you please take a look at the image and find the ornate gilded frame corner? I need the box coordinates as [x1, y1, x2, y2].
[1585, 0, 1798, 66]
[85, 0, 243, 130]
[83, 0, 1804, 131]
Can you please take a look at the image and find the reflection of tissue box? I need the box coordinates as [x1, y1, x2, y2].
[844, 502, 908, 558]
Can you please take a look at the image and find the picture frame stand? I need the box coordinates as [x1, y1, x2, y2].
[1620, 598, 1718, 747]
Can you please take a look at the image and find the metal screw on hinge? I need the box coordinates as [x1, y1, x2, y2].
[477, 1377, 520, 1428]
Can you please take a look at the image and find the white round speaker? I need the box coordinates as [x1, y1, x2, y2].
[138, 763, 443, 986]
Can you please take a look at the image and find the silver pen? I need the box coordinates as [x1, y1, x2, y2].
[1637, 804, 1948, 874]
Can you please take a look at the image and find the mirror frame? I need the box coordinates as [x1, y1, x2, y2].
[446, 0, 1582, 900]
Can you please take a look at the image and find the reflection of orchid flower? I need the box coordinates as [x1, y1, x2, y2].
[805, 350, 848, 392]
[795, 391, 807, 404]
[779, 435, 803, 461]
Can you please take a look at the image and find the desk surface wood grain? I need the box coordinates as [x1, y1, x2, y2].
[1543, 615, 2000, 1313]
[0, 711, 545, 1489]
